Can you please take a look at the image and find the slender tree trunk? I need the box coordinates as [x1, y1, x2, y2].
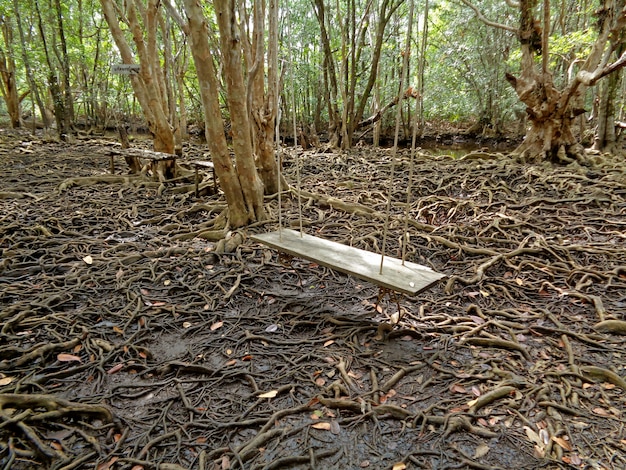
[181, 0, 254, 228]
[12, 0, 50, 129]
[0, 17, 20, 128]
[214, 0, 266, 222]
[54, 0, 75, 132]
[248, 0, 279, 194]
[101, 0, 176, 179]
[593, 69, 621, 153]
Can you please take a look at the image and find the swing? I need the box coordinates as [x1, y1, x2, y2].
[251, 11, 445, 300]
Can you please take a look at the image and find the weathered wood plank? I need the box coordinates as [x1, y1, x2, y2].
[251, 229, 445, 295]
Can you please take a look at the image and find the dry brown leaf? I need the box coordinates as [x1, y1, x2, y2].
[323, 339, 335, 347]
[391, 463, 406, 470]
[210, 321, 224, 331]
[182, 321, 192, 328]
[474, 443, 490, 458]
[523, 426, 543, 446]
[0, 377, 13, 386]
[97, 457, 119, 470]
[551, 436, 572, 451]
[592, 407, 611, 416]
[107, 363, 124, 374]
[258, 390, 278, 399]
[315, 377, 326, 386]
[359, 461, 370, 468]
[450, 383, 467, 394]
[57, 353, 82, 363]
[311, 422, 332, 430]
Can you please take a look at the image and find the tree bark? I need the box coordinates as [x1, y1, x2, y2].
[101, 0, 176, 179]
[180, 0, 254, 228]
[505, 0, 626, 162]
[244, 0, 279, 194]
[0, 17, 20, 128]
[214, 0, 266, 222]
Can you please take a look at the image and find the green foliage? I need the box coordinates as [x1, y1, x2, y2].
[0, 0, 624, 138]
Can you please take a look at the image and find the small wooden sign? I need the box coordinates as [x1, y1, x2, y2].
[112, 64, 140, 75]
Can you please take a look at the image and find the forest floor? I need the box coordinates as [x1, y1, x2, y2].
[0, 128, 625, 470]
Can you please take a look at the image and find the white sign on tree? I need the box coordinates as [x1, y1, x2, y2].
[112, 64, 140, 75]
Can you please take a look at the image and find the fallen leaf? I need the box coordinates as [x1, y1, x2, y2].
[210, 321, 224, 331]
[391, 463, 406, 470]
[330, 420, 341, 434]
[524, 426, 542, 446]
[0, 377, 13, 386]
[82, 255, 93, 265]
[450, 383, 467, 394]
[163, 279, 171, 286]
[182, 321, 192, 328]
[552, 436, 572, 451]
[474, 443, 490, 458]
[258, 390, 278, 399]
[315, 377, 326, 386]
[323, 339, 335, 347]
[311, 422, 331, 430]
[265, 324, 279, 332]
[359, 460, 370, 468]
[592, 407, 611, 416]
[241, 355, 253, 361]
[107, 363, 124, 374]
[515, 278, 524, 286]
[97, 457, 119, 470]
[57, 353, 82, 363]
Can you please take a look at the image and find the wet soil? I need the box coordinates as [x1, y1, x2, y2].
[1, 128, 625, 470]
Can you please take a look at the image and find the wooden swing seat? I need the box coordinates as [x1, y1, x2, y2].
[251, 229, 445, 295]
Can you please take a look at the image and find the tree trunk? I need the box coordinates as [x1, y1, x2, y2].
[593, 70, 621, 153]
[101, 0, 176, 179]
[12, 0, 50, 130]
[0, 18, 20, 128]
[244, 0, 279, 194]
[181, 0, 254, 228]
[506, 0, 626, 163]
[214, 0, 266, 222]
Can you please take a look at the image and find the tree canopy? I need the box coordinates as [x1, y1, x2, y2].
[0, 0, 624, 160]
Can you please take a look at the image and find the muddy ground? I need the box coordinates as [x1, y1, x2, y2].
[0, 128, 625, 470]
